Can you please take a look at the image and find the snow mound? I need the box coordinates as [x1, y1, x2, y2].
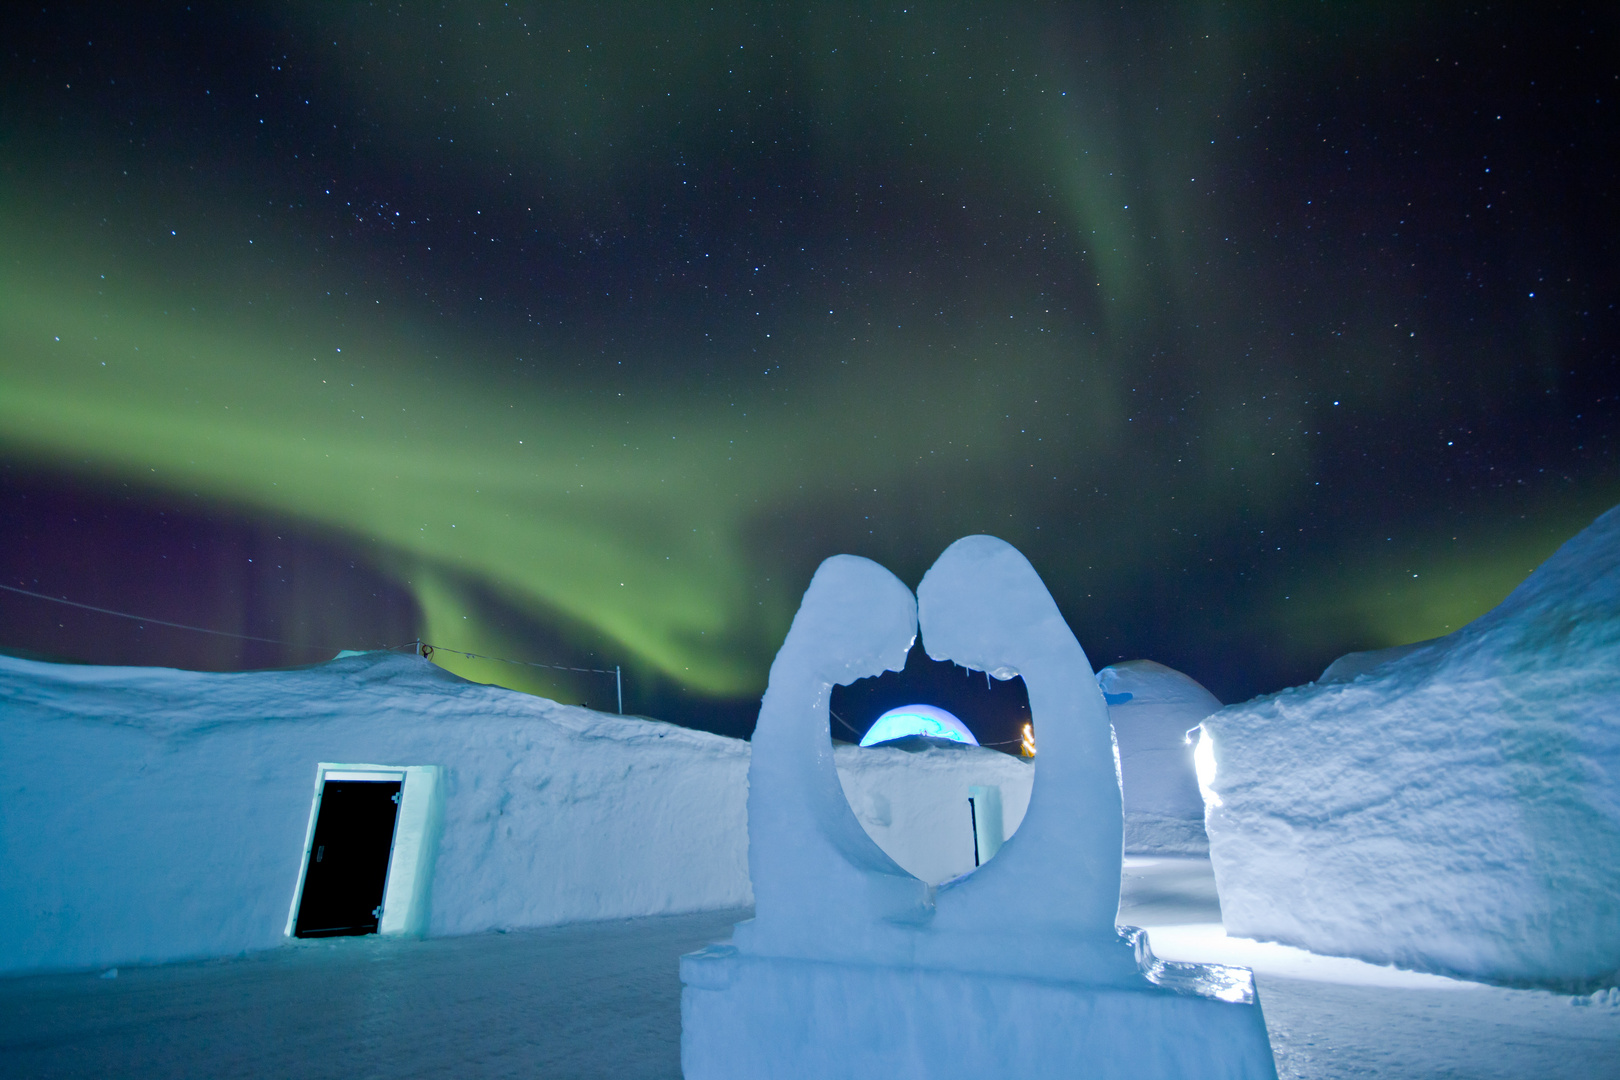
[1203, 504, 1620, 988]
[1099, 659, 1221, 855]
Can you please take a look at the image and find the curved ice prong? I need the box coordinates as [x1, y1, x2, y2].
[738, 555, 931, 956]
[918, 535, 1124, 939]
[770, 554, 916, 691]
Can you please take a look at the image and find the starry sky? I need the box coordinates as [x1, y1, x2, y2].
[1, 3, 1615, 741]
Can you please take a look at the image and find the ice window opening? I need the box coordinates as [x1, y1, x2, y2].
[830, 649, 1031, 752]
[830, 650, 1033, 884]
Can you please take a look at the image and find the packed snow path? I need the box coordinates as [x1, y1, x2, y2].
[3, 861, 1616, 1080]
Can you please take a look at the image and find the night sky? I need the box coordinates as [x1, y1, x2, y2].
[2, 3, 1615, 741]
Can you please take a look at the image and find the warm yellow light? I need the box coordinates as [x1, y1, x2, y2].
[1020, 722, 1037, 757]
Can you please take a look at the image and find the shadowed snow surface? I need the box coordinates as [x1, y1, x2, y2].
[2, 863, 1616, 1080]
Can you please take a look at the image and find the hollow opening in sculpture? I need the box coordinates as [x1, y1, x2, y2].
[830, 647, 1031, 750]
[830, 646, 1036, 884]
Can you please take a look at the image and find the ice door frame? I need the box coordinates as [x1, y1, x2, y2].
[285, 762, 446, 939]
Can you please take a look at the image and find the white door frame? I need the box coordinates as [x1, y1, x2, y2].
[285, 762, 446, 938]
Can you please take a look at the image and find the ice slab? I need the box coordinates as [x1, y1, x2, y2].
[1100, 659, 1222, 855]
[682, 536, 1277, 1079]
[682, 940, 1274, 1080]
[1203, 503, 1620, 988]
[1144, 924, 1481, 990]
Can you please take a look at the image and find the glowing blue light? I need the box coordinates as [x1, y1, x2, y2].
[859, 704, 979, 747]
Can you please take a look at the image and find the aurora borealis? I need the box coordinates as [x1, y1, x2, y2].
[2, 4, 1615, 737]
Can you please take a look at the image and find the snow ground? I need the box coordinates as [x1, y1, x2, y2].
[1124, 858, 1620, 1079]
[2, 859, 1615, 1079]
[0, 908, 735, 1080]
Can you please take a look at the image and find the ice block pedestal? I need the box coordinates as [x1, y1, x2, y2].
[681, 536, 1277, 1080]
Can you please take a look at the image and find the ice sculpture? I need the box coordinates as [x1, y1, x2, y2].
[681, 536, 1277, 1079]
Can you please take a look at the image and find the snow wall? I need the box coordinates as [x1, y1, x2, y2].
[1203, 504, 1620, 988]
[1099, 659, 1220, 855]
[0, 650, 1030, 976]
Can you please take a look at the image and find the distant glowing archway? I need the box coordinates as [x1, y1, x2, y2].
[858, 704, 979, 747]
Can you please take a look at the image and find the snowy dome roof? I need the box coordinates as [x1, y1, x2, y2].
[859, 704, 979, 747]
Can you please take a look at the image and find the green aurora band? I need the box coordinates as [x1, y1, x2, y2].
[1, 3, 1614, 705]
[3, 198, 1609, 702]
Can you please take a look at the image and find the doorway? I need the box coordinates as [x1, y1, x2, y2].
[293, 778, 402, 938]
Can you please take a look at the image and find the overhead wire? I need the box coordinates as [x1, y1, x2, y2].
[0, 581, 329, 648]
[829, 709, 865, 740]
[0, 582, 618, 683]
[411, 640, 618, 677]
[3, 583, 1034, 737]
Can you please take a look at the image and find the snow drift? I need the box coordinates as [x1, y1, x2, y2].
[1100, 659, 1221, 854]
[1203, 504, 1620, 988]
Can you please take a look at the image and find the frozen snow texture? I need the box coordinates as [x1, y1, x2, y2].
[684, 948, 1275, 1080]
[918, 535, 1128, 943]
[0, 651, 752, 974]
[683, 537, 1276, 1079]
[1204, 504, 1620, 988]
[1100, 659, 1222, 854]
[0, 649, 1041, 976]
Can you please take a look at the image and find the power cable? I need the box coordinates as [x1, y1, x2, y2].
[412, 639, 624, 713]
[412, 640, 617, 676]
[829, 709, 866, 740]
[1, 583, 1031, 732]
[0, 581, 336, 649]
[0, 583, 622, 707]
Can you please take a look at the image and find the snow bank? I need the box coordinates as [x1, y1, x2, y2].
[1203, 504, 1620, 988]
[1100, 659, 1221, 854]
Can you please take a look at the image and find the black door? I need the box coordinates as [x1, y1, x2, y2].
[294, 779, 402, 938]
